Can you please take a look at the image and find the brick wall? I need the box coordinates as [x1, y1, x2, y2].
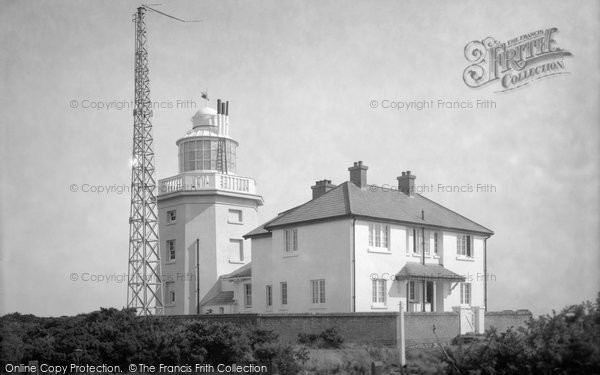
[258, 313, 400, 347]
[485, 310, 532, 332]
[172, 309, 532, 348]
[404, 312, 459, 347]
[172, 313, 259, 325]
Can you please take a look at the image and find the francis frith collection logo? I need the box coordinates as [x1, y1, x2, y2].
[463, 28, 572, 92]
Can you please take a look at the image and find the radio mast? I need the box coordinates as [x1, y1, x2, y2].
[127, 5, 198, 316]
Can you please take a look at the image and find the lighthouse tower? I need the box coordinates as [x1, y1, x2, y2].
[157, 99, 263, 315]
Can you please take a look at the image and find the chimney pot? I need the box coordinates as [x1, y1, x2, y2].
[397, 170, 417, 197]
[348, 161, 369, 188]
[311, 179, 336, 199]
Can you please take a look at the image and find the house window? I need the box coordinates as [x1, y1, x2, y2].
[281, 282, 288, 305]
[284, 228, 298, 252]
[266, 285, 273, 308]
[408, 281, 416, 302]
[311, 279, 326, 304]
[228, 209, 242, 224]
[166, 240, 176, 261]
[167, 210, 176, 224]
[219, 307, 225, 314]
[408, 228, 424, 255]
[165, 282, 175, 305]
[244, 284, 252, 308]
[457, 234, 472, 257]
[372, 279, 387, 304]
[369, 223, 389, 248]
[433, 232, 440, 255]
[424, 230, 430, 256]
[460, 283, 472, 305]
[230, 239, 244, 262]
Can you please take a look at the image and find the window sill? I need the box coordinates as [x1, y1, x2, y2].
[283, 253, 299, 258]
[165, 260, 176, 265]
[367, 247, 391, 254]
[409, 253, 422, 258]
[228, 259, 245, 264]
[309, 306, 327, 311]
[166, 222, 176, 226]
[227, 221, 243, 225]
[432, 255, 440, 259]
[371, 304, 388, 310]
[456, 256, 475, 262]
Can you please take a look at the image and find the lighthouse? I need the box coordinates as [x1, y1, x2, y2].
[157, 99, 263, 315]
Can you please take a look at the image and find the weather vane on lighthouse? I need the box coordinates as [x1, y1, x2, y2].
[201, 91, 209, 107]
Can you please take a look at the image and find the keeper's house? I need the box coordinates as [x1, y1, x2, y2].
[244, 161, 493, 315]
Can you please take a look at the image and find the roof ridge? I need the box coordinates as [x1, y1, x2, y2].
[414, 193, 494, 235]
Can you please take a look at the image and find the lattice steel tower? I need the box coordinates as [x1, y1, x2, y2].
[127, 6, 163, 316]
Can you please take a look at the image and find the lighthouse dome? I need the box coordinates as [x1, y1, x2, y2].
[191, 106, 217, 128]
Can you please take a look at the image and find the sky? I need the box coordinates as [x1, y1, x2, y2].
[1, 0, 598, 317]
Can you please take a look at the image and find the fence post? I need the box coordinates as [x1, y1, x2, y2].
[398, 301, 406, 366]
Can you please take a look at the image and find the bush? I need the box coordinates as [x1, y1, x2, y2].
[297, 327, 344, 348]
[1, 309, 317, 374]
[438, 293, 600, 374]
[298, 332, 320, 346]
[320, 327, 344, 348]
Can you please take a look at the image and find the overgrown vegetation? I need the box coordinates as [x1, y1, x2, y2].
[438, 293, 600, 374]
[298, 327, 344, 348]
[0, 308, 304, 374]
[2, 295, 599, 374]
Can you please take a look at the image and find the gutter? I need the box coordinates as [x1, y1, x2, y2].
[484, 236, 489, 311]
[352, 217, 356, 312]
[421, 226, 426, 312]
[196, 238, 200, 315]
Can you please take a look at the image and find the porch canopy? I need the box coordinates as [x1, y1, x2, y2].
[395, 263, 465, 282]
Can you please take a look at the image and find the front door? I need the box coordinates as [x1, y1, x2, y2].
[426, 281, 435, 312]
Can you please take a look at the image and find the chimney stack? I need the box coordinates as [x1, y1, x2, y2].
[397, 171, 416, 197]
[311, 179, 336, 200]
[348, 161, 368, 188]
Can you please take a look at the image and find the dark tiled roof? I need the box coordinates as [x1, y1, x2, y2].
[222, 262, 252, 279]
[245, 181, 493, 237]
[396, 263, 466, 281]
[263, 183, 350, 227]
[202, 291, 234, 306]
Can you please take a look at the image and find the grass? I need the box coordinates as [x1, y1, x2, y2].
[298, 344, 447, 375]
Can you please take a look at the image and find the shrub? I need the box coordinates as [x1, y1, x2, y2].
[438, 293, 600, 374]
[298, 332, 320, 345]
[253, 343, 306, 375]
[297, 327, 344, 348]
[320, 327, 344, 348]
